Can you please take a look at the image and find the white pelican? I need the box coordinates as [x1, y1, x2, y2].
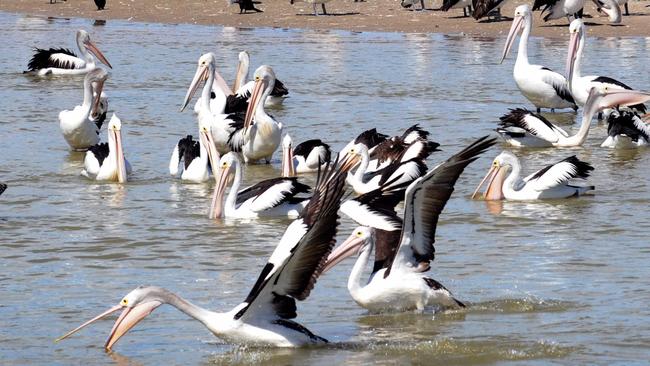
[566, 19, 647, 115]
[209, 152, 312, 219]
[472, 152, 594, 200]
[472, 0, 511, 19]
[236, 65, 283, 164]
[290, 0, 332, 16]
[281, 135, 332, 177]
[233, 51, 289, 106]
[496, 87, 650, 147]
[169, 122, 221, 183]
[25, 30, 112, 76]
[56, 157, 356, 349]
[440, 0, 473, 17]
[594, 0, 622, 23]
[58, 68, 109, 150]
[501, 5, 577, 112]
[601, 110, 650, 148]
[323, 137, 497, 313]
[532, 0, 586, 21]
[341, 128, 389, 158]
[81, 114, 131, 183]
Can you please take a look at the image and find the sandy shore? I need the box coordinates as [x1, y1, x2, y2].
[2, 0, 650, 37]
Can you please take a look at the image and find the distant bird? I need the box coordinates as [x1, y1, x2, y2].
[94, 0, 106, 10]
[0, 183, 6, 197]
[601, 110, 650, 148]
[400, 0, 426, 11]
[230, 0, 263, 13]
[532, 0, 586, 21]
[81, 115, 131, 183]
[593, 0, 622, 23]
[440, 0, 473, 17]
[25, 29, 112, 76]
[472, 0, 511, 20]
[290, 0, 332, 16]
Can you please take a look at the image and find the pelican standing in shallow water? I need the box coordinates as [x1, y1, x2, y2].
[601, 110, 650, 148]
[81, 114, 131, 183]
[169, 122, 221, 183]
[25, 30, 112, 76]
[496, 87, 650, 147]
[472, 152, 594, 200]
[233, 51, 289, 106]
[209, 152, 312, 219]
[323, 137, 496, 313]
[56, 156, 357, 349]
[501, 5, 577, 112]
[58, 68, 109, 150]
[281, 135, 332, 177]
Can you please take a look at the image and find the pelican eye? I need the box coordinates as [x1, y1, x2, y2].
[356, 231, 364, 237]
[255, 76, 261, 81]
[121, 299, 128, 306]
[221, 162, 228, 168]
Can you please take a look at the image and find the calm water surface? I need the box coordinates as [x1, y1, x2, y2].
[1, 11, 650, 365]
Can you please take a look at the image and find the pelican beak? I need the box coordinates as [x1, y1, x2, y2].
[232, 60, 244, 92]
[214, 70, 234, 97]
[104, 301, 162, 351]
[91, 78, 106, 118]
[55, 304, 124, 343]
[209, 163, 234, 219]
[500, 14, 523, 64]
[199, 127, 220, 179]
[282, 142, 295, 177]
[340, 153, 361, 173]
[113, 128, 127, 183]
[322, 233, 366, 273]
[472, 163, 506, 200]
[84, 40, 112, 69]
[566, 29, 581, 88]
[243, 78, 268, 137]
[181, 64, 209, 112]
[585, 88, 650, 119]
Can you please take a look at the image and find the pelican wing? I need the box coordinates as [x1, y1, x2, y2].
[236, 177, 311, 212]
[540, 68, 576, 105]
[271, 79, 289, 97]
[341, 181, 406, 232]
[532, 0, 559, 11]
[233, 160, 349, 321]
[471, 0, 506, 19]
[607, 111, 650, 142]
[391, 137, 496, 272]
[523, 156, 594, 191]
[498, 108, 569, 142]
[0, 183, 7, 196]
[27, 48, 84, 71]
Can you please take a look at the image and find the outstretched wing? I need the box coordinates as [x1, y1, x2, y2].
[523, 156, 594, 191]
[498, 108, 569, 143]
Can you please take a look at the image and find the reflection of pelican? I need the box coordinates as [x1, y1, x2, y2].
[473, 151, 594, 200]
[323, 137, 496, 313]
[57, 159, 355, 349]
[81, 115, 131, 183]
[169, 122, 221, 183]
[25, 30, 112, 76]
[501, 5, 576, 112]
[601, 110, 650, 148]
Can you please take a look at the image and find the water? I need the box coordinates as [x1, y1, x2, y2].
[1, 11, 650, 365]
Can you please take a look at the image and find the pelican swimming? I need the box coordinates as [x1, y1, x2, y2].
[566, 19, 647, 116]
[281, 135, 331, 177]
[496, 87, 650, 147]
[58, 68, 109, 150]
[56, 156, 356, 349]
[233, 51, 289, 106]
[81, 114, 131, 183]
[472, 152, 594, 200]
[323, 137, 496, 313]
[169, 122, 221, 183]
[25, 29, 112, 76]
[501, 5, 577, 112]
[601, 110, 650, 148]
[209, 152, 312, 219]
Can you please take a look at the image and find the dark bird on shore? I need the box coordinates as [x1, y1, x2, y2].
[94, 0, 106, 10]
[231, 0, 263, 13]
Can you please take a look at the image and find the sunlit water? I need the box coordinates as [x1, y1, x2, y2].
[1, 11, 650, 365]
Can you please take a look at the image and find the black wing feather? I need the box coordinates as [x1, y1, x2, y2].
[27, 48, 78, 71]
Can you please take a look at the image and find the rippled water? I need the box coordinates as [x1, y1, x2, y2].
[1, 11, 650, 365]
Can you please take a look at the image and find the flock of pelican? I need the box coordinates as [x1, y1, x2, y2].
[10, 4, 648, 352]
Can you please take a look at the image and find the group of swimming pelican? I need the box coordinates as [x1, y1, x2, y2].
[14, 15, 648, 351]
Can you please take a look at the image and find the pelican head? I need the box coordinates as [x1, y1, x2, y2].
[232, 50, 250, 92]
[584, 86, 650, 121]
[181, 53, 217, 112]
[108, 114, 127, 183]
[199, 120, 220, 176]
[500, 4, 531, 64]
[209, 152, 240, 219]
[87, 67, 109, 118]
[472, 151, 517, 201]
[566, 19, 585, 87]
[55, 286, 167, 351]
[322, 227, 374, 273]
[281, 134, 295, 177]
[76, 29, 112, 69]
[243, 65, 276, 136]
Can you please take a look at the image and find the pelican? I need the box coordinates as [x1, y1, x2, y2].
[236, 65, 283, 164]
[365, 125, 439, 172]
[289, 0, 332, 16]
[209, 152, 311, 219]
[322, 137, 496, 313]
[56, 156, 356, 349]
[471, 0, 511, 20]
[566, 19, 647, 115]
[58, 68, 109, 150]
[81, 114, 131, 183]
[496, 87, 650, 147]
[601, 110, 650, 148]
[400, 0, 426, 11]
[233, 51, 289, 106]
[169, 122, 221, 183]
[501, 5, 577, 112]
[25, 30, 112, 76]
[281, 135, 331, 177]
[440, 0, 473, 17]
[472, 152, 594, 200]
[594, 0, 622, 23]
[341, 128, 389, 158]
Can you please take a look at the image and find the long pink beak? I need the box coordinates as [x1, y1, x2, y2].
[322, 233, 366, 273]
[566, 30, 580, 88]
[55, 304, 123, 343]
[208, 164, 233, 219]
[500, 15, 523, 64]
[281, 143, 295, 177]
[243, 78, 268, 137]
[584, 89, 650, 121]
[472, 165, 506, 201]
[114, 129, 127, 183]
[181, 65, 209, 112]
[199, 128, 220, 180]
[104, 301, 161, 350]
[84, 40, 112, 69]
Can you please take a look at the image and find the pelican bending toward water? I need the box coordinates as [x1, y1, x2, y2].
[566, 19, 647, 115]
[25, 30, 112, 76]
[209, 153, 312, 219]
[169, 122, 221, 183]
[57, 156, 356, 349]
[601, 110, 650, 148]
[501, 5, 577, 112]
[323, 137, 496, 313]
[473, 152, 594, 200]
[281, 135, 332, 177]
[81, 114, 131, 183]
[496, 87, 650, 147]
[233, 51, 289, 106]
[58, 68, 109, 150]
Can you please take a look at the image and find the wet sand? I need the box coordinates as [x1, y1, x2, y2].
[2, 0, 650, 37]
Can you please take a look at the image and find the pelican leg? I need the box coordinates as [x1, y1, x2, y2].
[322, 3, 327, 15]
[463, 7, 467, 17]
[624, 3, 629, 15]
[420, 0, 425, 10]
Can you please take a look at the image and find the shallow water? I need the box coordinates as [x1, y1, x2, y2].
[1, 11, 650, 365]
